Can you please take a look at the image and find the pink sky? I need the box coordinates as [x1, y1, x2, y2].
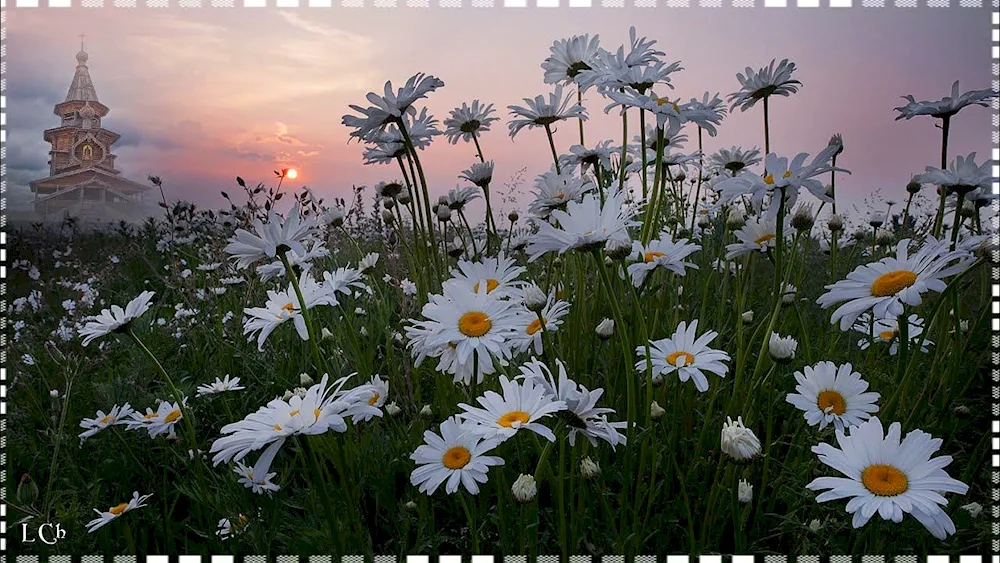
[5, 7, 993, 221]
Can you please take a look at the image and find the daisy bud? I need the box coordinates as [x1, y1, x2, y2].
[828, 133, 844, 155]
[386, 402, 402, 416]
[282, 390, 294, 401]
[675, 172, 687, 183]
[419, 404, 433, 418]
[737, 479, 753, 503]
[876, 232, 895, 248]
[666, 216, 680, 228]
[508, 211, 519, 223]
[595, 318, 615, 340]
[961, 201, 975, 218]
[650, 401, 666, 420]
[405, 501, 417, 510]
[49, 389, 60, 398]
[321, 327, 334, 340]
[868, 213, 884, 228]
[780, 285, 797, 306]
[448, 238, 464, 258]
[398, 190, 412, 205]
[960, 319, 969, 333]
[953, 404, 970, 416]
[827, 214, 844, 233]
[790, 206, 815, 231]
[511, 474, 537, 503]
[906, 180, 922, 194]
[726, 208, 745, 229]
[360, 326, 369, 336]
[677, 228, 692, 239]
[741, 311, 754, 324]
[523, 284, 547, 312]
[382, 209, 395, 224]
[808, 519, 822, 532]
[824, 184, 834, 199]
[299, 373, 314, 386]
[16, 474, 39, 507]
[580, 456, 601, 480]
[720, 416, 761, 461]
[383, 196, 395, 210]
[960, 502, 983, 518]
[697, 216, 712, 229]
[768, 333, 797, 364]
[436, 205, 452, 222]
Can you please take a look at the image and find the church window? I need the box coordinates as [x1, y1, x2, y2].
[82, 144, 93, 160]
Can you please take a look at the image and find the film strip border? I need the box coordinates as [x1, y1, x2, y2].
[4, 557, 995, 563]
[1, 0, 8, 553]
[993, 4, 1000, 559]
[0, 0, 996, 7]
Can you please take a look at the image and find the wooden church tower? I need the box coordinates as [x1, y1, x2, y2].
[29, 41, 151, 222]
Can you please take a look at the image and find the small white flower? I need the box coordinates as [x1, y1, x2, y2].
[738, 479, 753, 503]
[22, 354, 36, 366]
[768, 333, 798, 363]
[401, 279, 417, 296]
[650, 401, 666, 420]
[580, 456, 601, 480]
[196, 375, 246, 397]
[960, 502, 983, 518]
[420, 405, 433, 417]
[50, 389, 60, 398]
[808, 519, 822, 532]
[386, 402, 402, 416]
[596, 318, 615, 339]
[741, 311, 754, 324]
[523, 284, 548, 312]
[721, 416, 761, 461]
[511, 473, 538, 503]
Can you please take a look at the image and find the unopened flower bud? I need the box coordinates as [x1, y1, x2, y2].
[768, 333, 797, 364]
[790, 206, 815, 231]
[321, 327, 334, 340]
[827, 214, 844, 233]
[741, 311, 754, 324]
[436, 205, 452, 222]
[876, 232, 895, 248]
[605, 238, 632, 260]
[382, 209, 395, 224]
[511, 474, 537, 503]
[596, 318, 615, 340]
[580, 456, 601, 480]
[808, 519, 822, 532]
[419, 404, 433, 417]
[780, 284, 796, 306]
[405, 501, 417, 510]
[508, 211, 519, 223]
[960, 502, 983, 518]
[299, 373, 314, 386]
[720, 416, 761, 461]
[398, 190, 412, 205]
[523, 284, 547, 312]
[738, 479, 753, 503]
[650, 401, 666, 420]
[386, 402, 402, 416]
[906, 180, 922, 194]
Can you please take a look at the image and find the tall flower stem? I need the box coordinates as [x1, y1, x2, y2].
[763, 96, 771, 155]
[399, 119, 441, 279]
[279, 251, 325, 375]
[458, 492, 479, 553]
[830, 154, 838, 215]
[641, 127, 666, 245]
[689, 126, 704, 233]
[639, 110, 649, 199]
[619, 110, 629, 190]
[472, 132, 486, 163]
[772, 187, 788, 299]
[577, 88, 586, 146]
[949, 191, 967, 251]
[458, 209, 480, 258]
[544, 123, 562, 175]
[932, 115, 951, 238]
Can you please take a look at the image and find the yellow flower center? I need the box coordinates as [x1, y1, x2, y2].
[273, 424, 283, 431]
[163, 409, 182, 424]
[754, 234, 776, 245]
[99, 415, 115, 425]
[109, 503, 129, 516]
[871, 270, 918, 297]
[442, 446, 472, 470]
[289, 409, 300, 417]
[498, 410, 531, 428]
[144, 412, 158, 420]
[314, 408, 322, 420]
[666, 351, 695, 367]
[458, 311, 492, 337]
[527, 318, 547, 335]
[644, 251, 665, 263]
[878, 329, 899, 341]
[282, 302, 296, 313]
[816, 390, 847, 415]
[861, 464, 909, 496]
[784, 170, 792, 178]
[555, 192, 566, 200]
[654, 97, 680, 112]
[473, 279, 500, 294]
[368, 393, 380, 406]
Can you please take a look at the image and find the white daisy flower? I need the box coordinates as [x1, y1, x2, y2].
[709, 146, 763, 175]
[558, 140, 619, 176]
[806, 417, 969, 540]
[604, 89, 685, 131]
[458, 375, 567, 443]
[443, 100, 500, 145]
[233, 440, 282, 496]
[528, 170, 593, 219]
[255, 240, 330, 283]
[915, 152, 993, 196]
[458, 160, 495, 189]
[224, 205, 317, 270]
[851, 313, 932, 355]
[86, 492, 153, 533]
[359, 252, 380, 273]
[446, 253, 525, 299]
[410, 415, 505, 496]
[510, 296, 571, 356]
[196, 375, 246, 397]
[243, 274, 337, 351]
[636, 320, 730, 393]
[79, 403, 135, 441]
[125, 400, 184, 439]
[78, 291, 156, 347]
[785, 361, 880, 432]
[507, 85, 588, 139]
[720, 416, 761, 461]
[816, 238, 973, 331]
[894, 80, 997, 121]
[323, 267, 368, 299]
[342, 74, 444, 141]
[725, 217, 789, 260]
[517, 358, 627, 450]
[626, 236, 701, 287]
[727, 58, 802, 112]
[541, 34, 602, 88]
[339, 375, 389, 422]
[526, 187, 637, 261]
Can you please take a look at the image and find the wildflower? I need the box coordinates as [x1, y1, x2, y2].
[526, 187, 636, 260]
[79, 404, 135, 441]
[768, 333, 797, 363]
[386, 402, 402, 416]
[507, 85, 588, 139]
[790, 204, 815, 231]
[636, 320, 731, 393]
[852, 313, 932, 355]
[410, 416, 504, 496]
[458, 375, 566, 443]
[817, 238, 973, 330]
[894, 80, 997, 121]
[196, 375, 246, 397]
[808, 519, 822, 532]
[738, 479, 753, 503]
[447, 253, 526, 299]
[125, 400, 185, 440]
[786, 362, 880, 432]
[405, 501, 417, 510]
[401, 279, 417, 296]
[233, 441, 282, 496]
[650, 401, 666, 420]
[342, 73, 444, 141]
[50, 389, 60, 398]
[580, 456, 601, 480]
[224, 205, 316, 270]
[522, 284, 548, 312]
[511, 473, 538, 503]
[444, 100, 500, 144]
[359, 252, 380, 273]
[915, 152, 993, 196]
[596, 318, 615, 340]
[542, 34, 602, 88]
[86, 492, 153, 533]
[528, 170, 592, 219]
[806, 417, 969, 540]
[960, 502, 983, 518]
[604, 89, 685, 131]
[626, 236, 701, 287]
[78, 291, 156, 346]
[827, 214, 845, 232]
[243, 275, 337, 351]
[780, 284, 797, 305]
[511, 296, 571, 356]
[711, 146, 763, 175]
[420, 405, 433, 417]
[725, 217, 788, 260]
[720, 416, 761, 461]
[727, 58, 802, 112]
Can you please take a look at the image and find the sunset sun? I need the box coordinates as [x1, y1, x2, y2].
[286, 168, 298, 180]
